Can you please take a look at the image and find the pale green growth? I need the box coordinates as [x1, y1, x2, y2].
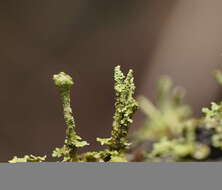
[201, 70, 222, 137]
[9, 155, 46, 163]
[138, 76, 214, 162]
[52, 72, 89, 162]
[8, 67, 222, 163]
[148, 137, 192, 162]
[97, 150, 127, 162]
[212, 134, 222, 148]
[97, 65, 138, 153]
[80, 152, 102, 162]
[202, 102, 222, 149]
[148, 136, 209, 162]
[80, 150, 127, 162]
[136, 76, 192, 140]
[202, 102, 222, 123]
[214, 70, 222, 86]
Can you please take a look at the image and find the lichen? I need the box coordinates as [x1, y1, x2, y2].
[136, 76, 192, 141]
[52, 72, 89, 162]
[80, 150, 127, 162]
[202, 71, 222, 149]
[202, 102, 222, 149]
[51, 68, 138, 162]
[9, 155, 46, 163]
[144, 115, 209, 162]
[97, 65, 138, 153]
[214, 70, 222, 86]
[138, 70, 222, 162]
[6, 66, 137, 163]
[8, 67, 222, 163]
[135, 75, 222, 162]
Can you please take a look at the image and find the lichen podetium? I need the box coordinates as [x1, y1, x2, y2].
[52, 72, 89, 161]
[97, 65, 139, 153]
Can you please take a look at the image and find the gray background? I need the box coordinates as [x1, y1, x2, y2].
[0, 163, 220, 190]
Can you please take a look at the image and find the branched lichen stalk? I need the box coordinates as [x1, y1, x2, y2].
[97, 66, 138, 152]
[52, 72, 88, 161]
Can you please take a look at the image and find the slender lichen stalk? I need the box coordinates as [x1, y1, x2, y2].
[52, 72, 88, 161]
[97, 66, 138, 152]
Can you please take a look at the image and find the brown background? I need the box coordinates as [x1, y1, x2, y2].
[0, 0, 221, 161]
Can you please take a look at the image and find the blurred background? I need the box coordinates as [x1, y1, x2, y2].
[0, 0, 222, 161]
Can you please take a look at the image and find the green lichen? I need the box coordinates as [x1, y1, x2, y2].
[214, 70, 222, 86]
[97, 65, 138, 153]
[201, 71, 222, 149]
[146, 117, 210, 162]
[141, 71, 222, 162]
[202, 102, 222, 149]
[147, 137, 191, 162]
[136, 76, 192, 140]
[7, 66, 137, 163]
[80, 152, 102, 162]
[202, 102, 222, 123]
[136, 75, 222, 162]
[147, 136, 210, 162]
[52, 72, 89, 162]
[98, 150, 127, 162]
[52, 67, 138, 163]
[80, 150, 127, 162]
[9, 67, 222, 163]
[9, 155, 46, 163]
